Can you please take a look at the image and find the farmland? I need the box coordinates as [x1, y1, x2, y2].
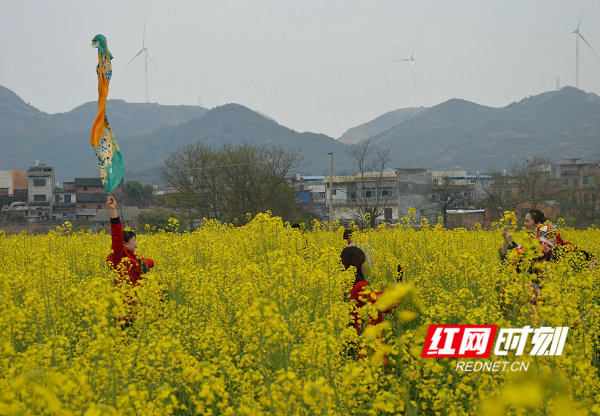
[1, 213, 599, 415]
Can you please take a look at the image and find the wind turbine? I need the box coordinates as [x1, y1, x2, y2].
[393, 31, 421, 108]
[127, 16, 157, 103]
[573, 13, 600, 89]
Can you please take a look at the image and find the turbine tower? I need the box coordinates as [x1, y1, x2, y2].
[127, 16, 157, 103]
[572, 13, 600, 89]
[393, 31, 420, 108]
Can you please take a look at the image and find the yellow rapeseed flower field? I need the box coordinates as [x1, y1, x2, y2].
[1, 213, 599, 415]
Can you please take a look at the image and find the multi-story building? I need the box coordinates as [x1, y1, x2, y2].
[27, 162, 55, 219]
[292, 175, 326, 203]
[324, 171, 400, 223]
[554, 159, 600, 221]
[0, 169, 27, 196]
[320, 168, 493, 226]
[431, 171, 494, 203]
[52, 181, 77, 221]
[397, 168, 438, 222]
[75, 178, 123, 219]
[290, 175, 328, 218]
[0, 169, 27, 216]
[485, 159, 599, 222]
[556, 159, 599, 192]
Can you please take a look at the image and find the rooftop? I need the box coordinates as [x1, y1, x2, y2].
[77, 193, 106, 203]
[325, 171, 398, 183]
[92, 207, 139, 222]
[446, 175, 493, 179]
[75, 178, 103, 187]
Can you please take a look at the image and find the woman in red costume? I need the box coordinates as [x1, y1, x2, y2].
[106, 196, 154, 326]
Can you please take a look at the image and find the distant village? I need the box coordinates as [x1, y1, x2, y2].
[1, 157, 599, 232]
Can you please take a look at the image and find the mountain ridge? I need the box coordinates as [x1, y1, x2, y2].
[370, 86, 600, 170]
[1, 85, 599, 184]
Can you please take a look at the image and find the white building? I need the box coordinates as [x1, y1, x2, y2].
[27, 162, 55, 219]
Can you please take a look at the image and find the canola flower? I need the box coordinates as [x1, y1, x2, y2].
[0, 213, 599, 415]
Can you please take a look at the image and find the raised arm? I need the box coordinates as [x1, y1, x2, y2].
[107, 196, 124, 265]
[499, 228, 515, 259]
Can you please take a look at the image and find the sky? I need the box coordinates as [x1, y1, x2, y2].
[1, 0, 600, 138]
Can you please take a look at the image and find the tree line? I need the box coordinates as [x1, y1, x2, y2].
[130, 142, 599, 231]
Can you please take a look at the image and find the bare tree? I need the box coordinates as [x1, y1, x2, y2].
[162, 143, 223, 229]
[347, 139, 395, 228]
[431, 176, 472, 228]
[219, 142, 299, 221]
[512, 156, 554, 208]
[557, 172, 600, 226]
[480, 171, 521, 220]
[162, 142, 299, 227]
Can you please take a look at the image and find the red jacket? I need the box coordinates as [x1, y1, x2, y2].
[349, 281, 395, 335]
[107, 218, 154, 286]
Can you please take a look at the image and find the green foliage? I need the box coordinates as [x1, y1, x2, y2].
[136, 207, 177, 231]
[123, 181, 154, 200]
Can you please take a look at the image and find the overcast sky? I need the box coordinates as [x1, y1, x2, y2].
[1, 0, 600, 138]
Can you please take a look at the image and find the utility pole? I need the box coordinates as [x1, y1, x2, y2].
[328, 152, 334, 227]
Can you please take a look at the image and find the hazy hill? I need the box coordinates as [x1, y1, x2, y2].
[2, 84, 600, 185]
[51, 100, 207, 135]
[0, 85, 212, 183]
[370, 87, 600, 170]
[0, 86, 65, 173]
[121, 103, 353, 183]
[338, 107, 426, 144]
[0, 86, 352, 184]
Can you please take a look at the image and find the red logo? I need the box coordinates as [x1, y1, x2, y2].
[422, 325, 498, 357]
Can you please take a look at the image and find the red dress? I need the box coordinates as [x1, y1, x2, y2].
[107, 218, 154, 323]
[349, 281, 395, 335]
[107, 218, 154, 286]
[348, 281, 397, 364]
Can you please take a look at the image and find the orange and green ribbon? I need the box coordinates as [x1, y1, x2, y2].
[90, 34, 124, 194]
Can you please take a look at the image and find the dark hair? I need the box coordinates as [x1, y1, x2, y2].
[343, 229, 353, 242]
[123, 230, 136, 243]
[528, 209, 546, 224]
[341, 246, 366, 284]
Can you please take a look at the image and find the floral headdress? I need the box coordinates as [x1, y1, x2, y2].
[533, 221, 559, 245]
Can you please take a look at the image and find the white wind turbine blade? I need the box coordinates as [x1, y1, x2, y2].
[146, 52, 158, 67]
[126, 49, 144, 66]
[576, 11, 584, 31]
[578, 32, 600, 63]
[143, 15, 147, 47]
[411, 30, 421, 58]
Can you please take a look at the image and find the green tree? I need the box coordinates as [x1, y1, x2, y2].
[124, 181, 154, 200]
[136, 207, 176, 231]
